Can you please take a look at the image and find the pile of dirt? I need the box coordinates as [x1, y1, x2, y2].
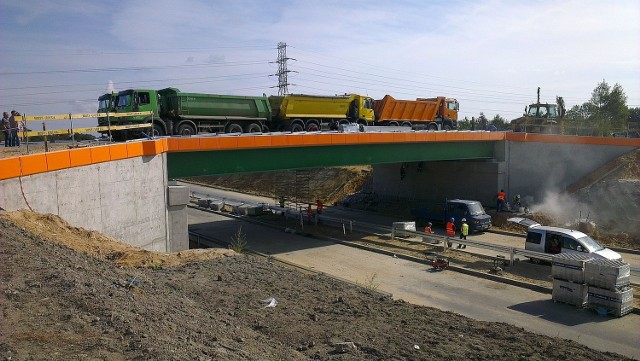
[2, 210, 235, 268]
[187, 166, 372, 206]
[1, 210, 630, 360]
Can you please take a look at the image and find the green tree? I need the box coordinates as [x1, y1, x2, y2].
[588, 80, 628, 135]
[629, 107, 640, 123]
[491, 114, 507, 130]
[457, 116, 471, 130]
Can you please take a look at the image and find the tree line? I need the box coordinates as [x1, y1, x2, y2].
[458, 80, 639, 136]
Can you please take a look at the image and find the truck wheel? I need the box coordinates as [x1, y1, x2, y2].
[428, 123, 438, 131]
[177, 123, 196, 136]
[401, 122, 412, 127]
[152, 124, 165, 137]
[290, 123, 304, 132]
[226, 123, 243, 134]
[306, 122, 319, 132]
[389, 121, 399, 127]
[262, 124, 270, 133]
[244, 123, 262, 133]
[443, 124, 452, 130]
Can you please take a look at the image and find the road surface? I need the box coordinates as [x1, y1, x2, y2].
[187, 206, 640, 359]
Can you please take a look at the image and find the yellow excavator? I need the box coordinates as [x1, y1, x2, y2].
[511, 87, 566, 133]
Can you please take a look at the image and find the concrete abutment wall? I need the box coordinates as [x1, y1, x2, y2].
[0, 153, 188, 252]
[371, 140, 636, 209]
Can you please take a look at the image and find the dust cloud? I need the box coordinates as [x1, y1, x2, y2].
[529, 190, 593, 226]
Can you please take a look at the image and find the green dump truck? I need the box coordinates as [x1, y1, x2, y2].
[99, 88, 272, 139]
[99, 88, 378, 139]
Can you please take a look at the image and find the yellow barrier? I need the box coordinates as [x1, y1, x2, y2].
[25, 124, 152, 137]
[23, 111, 153, 122]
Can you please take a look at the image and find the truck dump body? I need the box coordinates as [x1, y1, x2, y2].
[374, 95, 441, 121]
[158, 88, 271, 122]
[277, 94, 373, 121]
[373, 95, 458, 129]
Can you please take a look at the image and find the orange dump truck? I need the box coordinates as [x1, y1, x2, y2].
[373, 95, 459, 130]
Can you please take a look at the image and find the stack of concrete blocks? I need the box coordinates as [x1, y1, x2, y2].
[392, 221, 416, 238]
[551, 253, 592, 308]
[238, 203, 264, 216]
[197, 198, 212, 208]
[208, 199, 225, 212]
[585, 259, 633, 317]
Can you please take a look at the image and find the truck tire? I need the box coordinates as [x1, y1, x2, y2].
[443, 124, 452, 130]
[388, 121, 399, 127]
[306, 121, 319, 132]
[226, 123, 243, 134]
[290, 123, 304, 132]
[428, 123, 439, 131]
[244, 123, 262, 133]
[177, 123, 196, 136]
[152, 123, 165, 137]
[401, 121, 412, 127]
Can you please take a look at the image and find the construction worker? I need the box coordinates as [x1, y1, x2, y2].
[424, 222, 434, 234]
[458, 218, 469, 249]
[445, 217, 455, 248]
[497, 189, 506, 212]
[316, 199, 323, 214]
[306, 204, 313, 224]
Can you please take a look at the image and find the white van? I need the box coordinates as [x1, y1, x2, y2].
[508, 218, 623, 263]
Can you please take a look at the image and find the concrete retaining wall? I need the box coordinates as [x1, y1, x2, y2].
[504, 141, 635, 204]
[372, 159, 502, 207]
[372, 140, 636, 210]
[0, 153, 186, 252]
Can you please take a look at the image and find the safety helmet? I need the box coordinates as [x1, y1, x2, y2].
[449, 217, 454, 222]
[461, 218, 466, 222]
[427, 222, 432, 226]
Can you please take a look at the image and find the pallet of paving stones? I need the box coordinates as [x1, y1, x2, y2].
[587, 285, 634, 317]
[551, 253, 593, 283]
[552, 278, 588, 308]
[584, 258, 631, 291]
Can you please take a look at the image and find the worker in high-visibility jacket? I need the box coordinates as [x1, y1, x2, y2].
[458, 218, 469, 249]
[445, 217, 456, 248]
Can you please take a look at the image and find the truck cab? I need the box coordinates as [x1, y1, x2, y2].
[97, 93, 117, 126]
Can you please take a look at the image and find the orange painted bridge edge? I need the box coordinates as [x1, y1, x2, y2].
[164, 131, 507, 152]
[0, 139, 167, 181]
[504, 132, 640, 147]
[2, 133, 638, 180]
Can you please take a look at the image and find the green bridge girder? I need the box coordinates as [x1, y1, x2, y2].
[167, 141, 496, 178]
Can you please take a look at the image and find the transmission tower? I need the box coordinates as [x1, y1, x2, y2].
[274, 42, 295, 96]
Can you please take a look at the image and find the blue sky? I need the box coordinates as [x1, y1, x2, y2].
[1, 0, 638, 130]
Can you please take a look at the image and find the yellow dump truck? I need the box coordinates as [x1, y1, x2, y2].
[269, 94, 375, 132]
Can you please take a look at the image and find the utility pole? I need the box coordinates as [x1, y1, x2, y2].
[273, 42, 295, 96]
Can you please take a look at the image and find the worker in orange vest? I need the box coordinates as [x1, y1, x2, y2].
[445, 217, 456, 248]
[497, 189, 506, 212]
[424, 222, 434, 234]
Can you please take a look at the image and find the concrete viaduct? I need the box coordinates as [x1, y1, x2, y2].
[1, 131, 638, 252]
